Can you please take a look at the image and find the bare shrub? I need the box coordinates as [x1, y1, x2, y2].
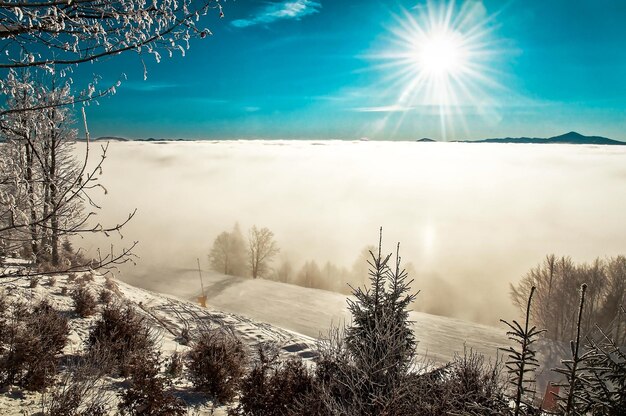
[60, 286, 68, 296]
[43, 351, 113, 416]
[118, 354, 186, 416]
[0, 299, 69, 391]
[165, 352, 184, 379]
[29, 276, 40, 288]
[104, 277, 118, 291]
[186, 327, 247, 403]
[446, 348, 508, 414]
[98, 289, 113, 305]
[178, 327, 191, 346]
[48, 276, 57, 286]
[72, 285, 97, 317]
[232, 344, 314, 416]
[87, 303, 155, 376]
[77, 273, 95, 285]
[384, 349, 508, 416]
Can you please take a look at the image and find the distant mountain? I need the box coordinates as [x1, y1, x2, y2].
[416, 138, 436, 142]
[462, 131, 625, 146]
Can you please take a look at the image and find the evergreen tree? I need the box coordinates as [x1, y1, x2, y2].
[501, 286, 545, 416]
[344, 228, 417, 414]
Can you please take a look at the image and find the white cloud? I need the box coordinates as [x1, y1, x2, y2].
[353, 105, 414, 113]
[232, 0, 322, 28]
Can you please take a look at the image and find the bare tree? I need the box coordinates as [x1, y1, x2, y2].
[0, 73, 136, 277]
[274, 258, 293, 283]
[247, 226, 279, 279]
[511, 255, 624, 343]
[208, 224, 246, 276]
[0, 0, 227, 276]
[297, 260, 322, 288]
[0, 1, 222, 69]
[1, 73, 85, 265]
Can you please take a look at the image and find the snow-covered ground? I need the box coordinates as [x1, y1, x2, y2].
[0, 267, 317, 415]
[124, 266, 512, 366]
[0, 262, 572, 414]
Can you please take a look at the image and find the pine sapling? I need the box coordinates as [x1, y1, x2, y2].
[553, 283, 594, 415]
[501, 286, 546, 416]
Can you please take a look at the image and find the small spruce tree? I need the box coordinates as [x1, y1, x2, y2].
[501, 286, 545, 416]
[344, 228, 417, 414]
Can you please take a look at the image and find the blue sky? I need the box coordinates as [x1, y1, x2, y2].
[78, 0, 626, 141]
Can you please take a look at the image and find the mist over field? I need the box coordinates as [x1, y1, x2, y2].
[81, 140, 626, 325]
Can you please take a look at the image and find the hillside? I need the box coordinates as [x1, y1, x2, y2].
[0, 262, 576, 414]
[0, 265, 316, 415]
[122, 266, 510, 365]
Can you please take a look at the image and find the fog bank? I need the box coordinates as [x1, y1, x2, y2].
[79, 140, 626, 325]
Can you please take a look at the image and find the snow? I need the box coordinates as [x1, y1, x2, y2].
[0, 262, 567, 415]
[124, 266, 512, 366]
[0, 268, 317, 415]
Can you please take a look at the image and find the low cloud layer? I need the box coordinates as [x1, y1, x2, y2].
[80, 141, 626, 326]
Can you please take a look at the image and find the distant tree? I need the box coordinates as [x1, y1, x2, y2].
[321, 261, 346, 292]
[599, 256, 626, 345]
[351, 245, 376, 288]
[275, 259, 294, 283]
[247, 226, 279, 279]
[208, 224, 246, 276]
[511, 255, 625, 343]
[297, 260, 322, 288]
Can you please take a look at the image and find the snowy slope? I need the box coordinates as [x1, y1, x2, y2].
[122, 266, 512, 366]
[0, 267, 317, 415]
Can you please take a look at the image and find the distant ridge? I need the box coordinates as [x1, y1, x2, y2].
[96, 136, 128, 142]
[461, 131, 625, 146]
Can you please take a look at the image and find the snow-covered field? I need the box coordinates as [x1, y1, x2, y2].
[123, 265, 511, 366]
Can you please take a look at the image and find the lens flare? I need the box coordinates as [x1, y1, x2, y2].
[371, 0, 505, 140]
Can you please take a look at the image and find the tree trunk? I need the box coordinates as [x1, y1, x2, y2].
[25, 140, 38, 258]
[50, 122, 59, 266]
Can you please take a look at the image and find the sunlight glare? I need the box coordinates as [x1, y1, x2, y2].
[371, 0, 505, 140]
[415, 28, 466, 77]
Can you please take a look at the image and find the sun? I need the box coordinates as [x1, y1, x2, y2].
[414, 28, 467, 77]
[369, 1, 504, 139]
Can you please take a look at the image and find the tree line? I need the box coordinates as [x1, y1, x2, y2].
[510, 254, 626, 344]
[208, 224, 420, 294]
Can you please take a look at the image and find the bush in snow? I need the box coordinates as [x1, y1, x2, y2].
[43, 352, 112, 416]
[87, 303, 155, 377]
[98, 288, 113, 304]
[186, 327, 247, 404]
[231, 344, 314, 416]
[0, 299, 69, 391]
[118, 353, 186, 416]
[72, 285, 97, 317]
